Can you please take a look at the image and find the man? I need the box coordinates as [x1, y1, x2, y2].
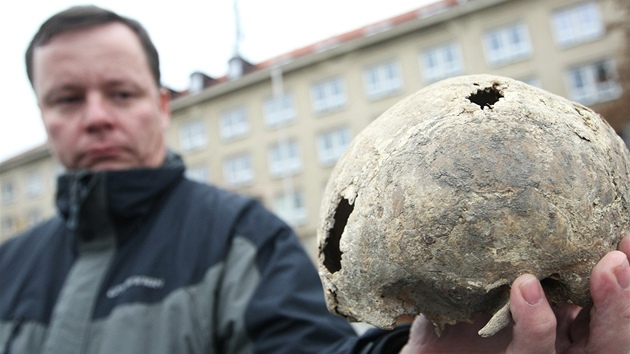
[0, 5, 629, 354]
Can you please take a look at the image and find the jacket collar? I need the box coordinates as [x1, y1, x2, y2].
[55, 152, 185, 245]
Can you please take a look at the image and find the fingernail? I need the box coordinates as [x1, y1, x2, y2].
[519, 275, 543, 306]
[615, 259, 630, 289]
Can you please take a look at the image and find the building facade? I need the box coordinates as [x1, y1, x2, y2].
[1, 0, 629, 260]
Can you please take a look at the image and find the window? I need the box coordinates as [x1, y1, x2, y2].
[223, 153, 254, 186]
[220, 107, 249, 141]
[179, 119, 207, 152]
[1, 216, 15, 235]
[185, 165, 208, 183]
[26, 171, 43, 197]
[566, 59, 622, 105]
[26, 209, 43, 227]
[519, 77, 542, 88]
[264, 93, 296, 127]
[483, 23, 531, 66]
[317, 127, 352, 166]
[363, 60, 402, 99]
[311, 77, 346, 113]
[552, 2, 604, 47]
[274, 190, 307, 226]
[1, 181, 15, 205]
[268, 140, 302, 178]
[420, 42, 463, 83]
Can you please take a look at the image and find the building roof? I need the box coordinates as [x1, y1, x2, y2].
[169, 0, 464, 101]
[0, 143, 50, 172]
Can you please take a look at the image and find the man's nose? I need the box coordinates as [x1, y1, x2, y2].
[83, 93, 114, 132]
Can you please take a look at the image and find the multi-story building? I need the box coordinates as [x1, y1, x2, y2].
[2, 0, 629, 262]
[0, 145, 61, 242]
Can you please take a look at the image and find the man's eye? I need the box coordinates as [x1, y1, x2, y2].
[55, 96, 81, 104]
[114, 91, 133, 99]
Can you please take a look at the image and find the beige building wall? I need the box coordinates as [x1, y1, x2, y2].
[0, 146, 59, 243]
[1, 0, 629, 261]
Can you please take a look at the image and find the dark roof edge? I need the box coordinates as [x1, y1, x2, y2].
[170, 0, 512, 111]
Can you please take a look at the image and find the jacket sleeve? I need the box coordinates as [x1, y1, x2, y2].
[215, 200, 410, 354]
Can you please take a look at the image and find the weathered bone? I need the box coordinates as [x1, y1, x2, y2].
[317, 74, 630, 335]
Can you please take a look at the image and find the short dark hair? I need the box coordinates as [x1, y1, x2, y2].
[25, 5, 161, 87]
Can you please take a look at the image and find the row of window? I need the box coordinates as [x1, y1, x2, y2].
[179, 2, 619, 153]
[185, 126, 351, 187]
[1, 171, 45, 205]
[1, 209, 43, 238]
[184, 160, 308, 226]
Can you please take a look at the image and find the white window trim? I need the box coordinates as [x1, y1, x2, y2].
[26, 209, 43, 227]
[420, 42, 463, 83]
[311, 77, 347, 114]
[274, 190, 308, 226]
[220, 107, 249, 141]
[1, 182, 15, 205]
[363, 60, 403, 100]
[185, 165, 208, 183]
[268, 140, 302, 178]
[223, 153, 254, 187]
[1, 216, 16, 235]
[180, 119, 207, 152]
[264, 93, 296, 127]
[317, 127, 352, 166]
[26, 171, 43, 197]
[566, 59, 622, 105]
[552, 2, 604, 48]
[483, 22, 532, 67]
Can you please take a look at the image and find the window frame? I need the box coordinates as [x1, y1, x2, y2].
[317, 127, 352, 166]
[362, 60, 403, 100]
[25, 170, 43, 197]
[268, 140, 302, 178]
[551, 1, 604, 48]
[483, 22, 532, 67]
[264, 92, 296, 128]
[220, 107, 250, 141]
[1, 181, 15, 205]
[273, 190, 308, 226]
[311, 77, 347, 114]
[566, 58, 622, 105]
[420, 42, 464, 83]
[223, 153, 254, 187]
[185, 165, 209, 183]
[179, 119, 207, 152]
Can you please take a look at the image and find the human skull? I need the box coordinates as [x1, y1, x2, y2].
[317, 74, 630, 336]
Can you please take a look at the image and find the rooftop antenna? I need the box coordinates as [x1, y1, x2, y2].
[233, 0, 242, 58]
[229, 0, 245, 80]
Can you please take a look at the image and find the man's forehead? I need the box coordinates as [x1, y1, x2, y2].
[31, 23, 150, 96]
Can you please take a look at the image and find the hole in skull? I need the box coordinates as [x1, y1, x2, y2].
[467, 85, 504, 109]
[323, 197, 354, 273]
[540, 274, 568, 303]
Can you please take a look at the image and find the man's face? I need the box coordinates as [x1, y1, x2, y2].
[32, 23, 170, 171]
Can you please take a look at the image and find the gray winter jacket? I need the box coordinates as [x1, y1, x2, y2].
[0, 154, 408, 354]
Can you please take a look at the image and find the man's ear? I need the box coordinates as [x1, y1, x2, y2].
[158, 87, 171, 130]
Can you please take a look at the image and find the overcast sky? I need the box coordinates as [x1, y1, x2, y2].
[0, 0, 437, 162]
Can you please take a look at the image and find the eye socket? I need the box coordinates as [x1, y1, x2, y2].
[114, 91, 133, 100]
[54, 95, 83, 105]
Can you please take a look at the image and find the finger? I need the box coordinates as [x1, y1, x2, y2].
[403, 315, 437, 349]
[618, 234, 630, 257]
[583, 250, 630, 353]
[506, 274, 556, 354]
[554, 304, 583, 352]
[401, 314, 512, 354]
